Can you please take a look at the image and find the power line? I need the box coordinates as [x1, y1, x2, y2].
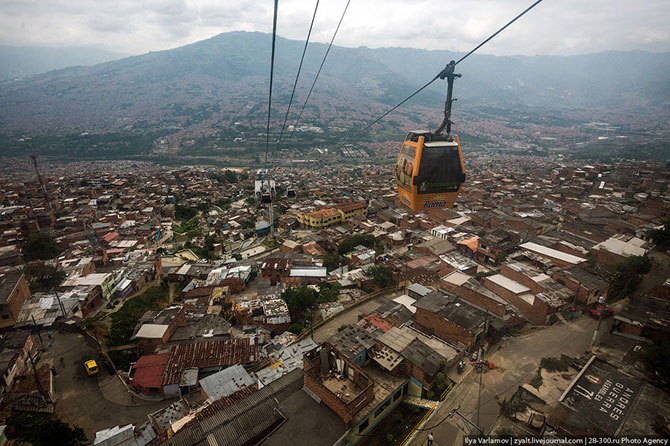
[454, 0, 543, 67]
[288, 0, 352, 140]
[274, 0, 320, 155]
[411, 381, 476, 433]
[355, 0, 545, 137]
[353, 76, 439, 138]
[263, 0, 280, 168]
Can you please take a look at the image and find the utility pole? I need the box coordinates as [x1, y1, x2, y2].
[310, 311, 314, 341]
[54, 289, 67, 317]
[31, 315, 44, 349]
[477, 363, 483, 432]
[448, 405, 483, 436]
[269, 181, 275, 240]
[591, 273, 634, 350]
[29, 155, 53, 212]
[27, 351, 48, 405]
[403, 244, 412, 295]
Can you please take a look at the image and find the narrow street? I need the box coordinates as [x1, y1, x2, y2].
[47, 331, 172, 441]
[410, 316, 598, 445]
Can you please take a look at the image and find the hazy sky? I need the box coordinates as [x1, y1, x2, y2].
[1, 0, 669, 56]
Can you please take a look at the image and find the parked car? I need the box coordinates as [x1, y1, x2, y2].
[589, 303, 614, 318]
[84, 360, 99, 375]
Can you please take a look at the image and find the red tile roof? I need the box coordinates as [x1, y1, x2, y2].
[335, 202, 367, 212]
[308, 208, 339, 219]
[407, 256, 439, 269]
[103, 231, 119, 243]
[131, 353, 169, 389]
[361, 313, 392, 333]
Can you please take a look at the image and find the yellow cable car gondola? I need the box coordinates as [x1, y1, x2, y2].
[395, 61, 466, 211]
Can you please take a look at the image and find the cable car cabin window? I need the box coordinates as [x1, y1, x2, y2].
[395, 145, 416, 188]
[416, 145, 463, 194]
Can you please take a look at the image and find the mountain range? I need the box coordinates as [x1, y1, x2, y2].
[0, 32, 668, 158]
[0, 45, 128, 80]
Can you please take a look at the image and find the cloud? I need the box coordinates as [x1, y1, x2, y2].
[0, 0, 668, 56]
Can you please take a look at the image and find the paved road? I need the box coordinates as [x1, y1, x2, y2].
[48, 331, 171, 441]
[410, 316, 597, 446]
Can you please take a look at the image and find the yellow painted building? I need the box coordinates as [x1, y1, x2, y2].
[297, 202, 368, 228]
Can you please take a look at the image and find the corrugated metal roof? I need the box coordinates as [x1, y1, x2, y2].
[289, 267, 327, 278]
[255, 339, 317, 387]
[487, 274, 530, 295]
[200, 364, 255, 402]
[520, 242, 585, 264]
[162, 338, 259, 385]
[407, 283, 432, 296]
[166, 369, 304, 446]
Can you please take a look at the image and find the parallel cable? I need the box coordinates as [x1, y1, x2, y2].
[354, 0, 544, 137]
[288, 0, 351, 139]
[274, 0, 320, 155]
[263, 0, 280, 168]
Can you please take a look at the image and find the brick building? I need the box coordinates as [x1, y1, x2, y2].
[482, 270, 566, 325]
[441, 271, 514, 319]
[551, 265, 608, 305]
[0, 272, 31, 328]
[590, 234, 650, 267]
[413, 290, 489, 350]
[132, 306, 187, 354]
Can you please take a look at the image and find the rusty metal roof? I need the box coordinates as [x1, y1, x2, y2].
[162, 338, 259, 385]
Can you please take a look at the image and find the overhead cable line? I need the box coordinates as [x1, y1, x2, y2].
[274, 0, 320, 155]
[288, 0, 352, 140]
[263, 0, 280, 168]
[354, 0, 544, 137]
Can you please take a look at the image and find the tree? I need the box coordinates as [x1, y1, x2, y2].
[196, 200, 211, 212]
[288, 322, 304, 335]
[22, 232, 61, 261]
[323, 252, 341, 271]
[317, 282, 341, 302]
[24, 262, 66, 291]
[366, 265, 394, 288]
[7, 412, 86, 446]
[175, 204, 197, 221]
[338, 234, 378, 255]
[640, 341, 670, 386]
[281, 284, 319, 322]
[650, 220, 670, 251]
[608, 255, 652, 301]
